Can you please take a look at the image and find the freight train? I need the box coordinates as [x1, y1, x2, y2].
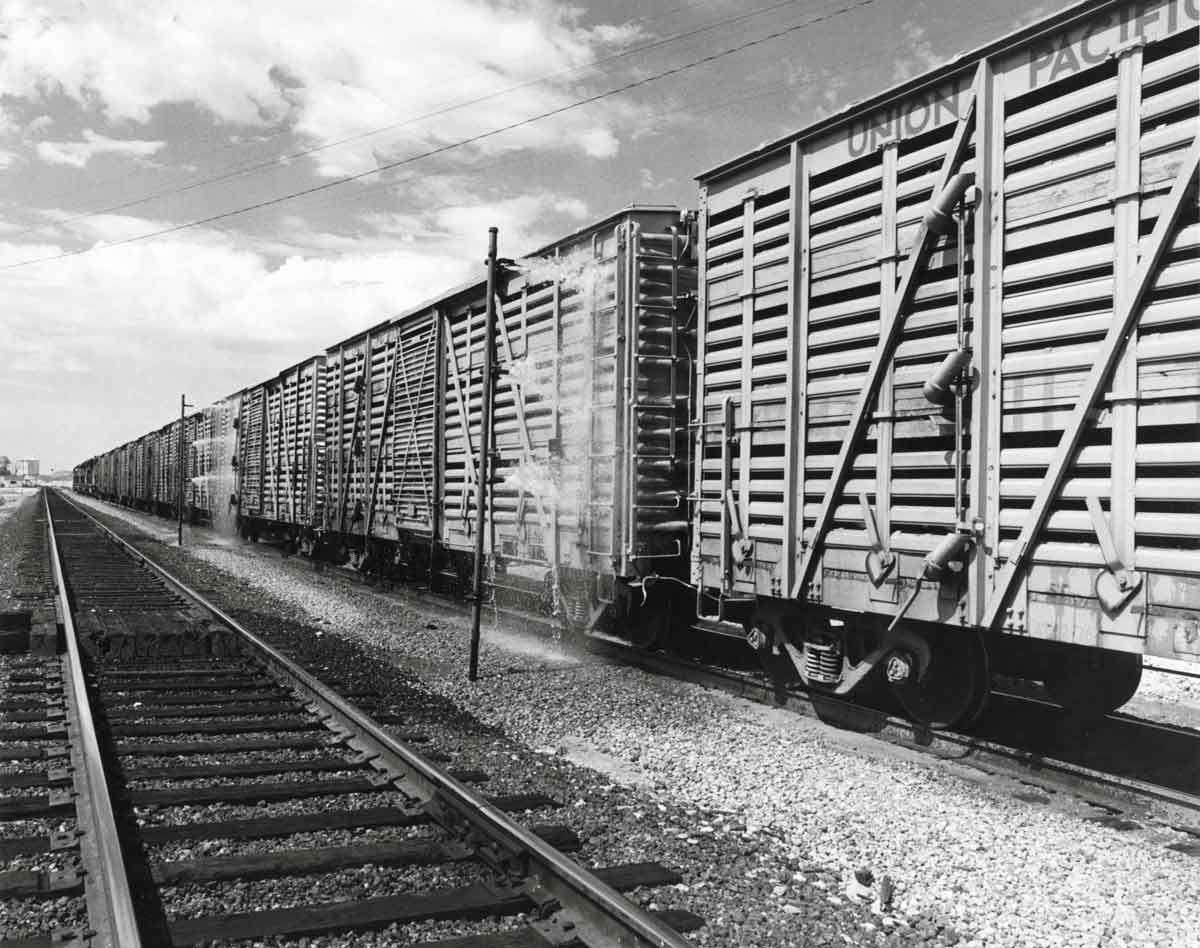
[76, 0, 1200, 729]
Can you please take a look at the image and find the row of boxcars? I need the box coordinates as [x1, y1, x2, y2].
[77, 0, 1200, 728]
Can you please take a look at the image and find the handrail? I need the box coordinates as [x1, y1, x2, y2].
[44, 491, 144, 948]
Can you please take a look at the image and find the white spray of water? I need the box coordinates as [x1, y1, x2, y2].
[497, 249, 614, 545]
[188, 398, 240, 538]
[515, 246, 605, 297]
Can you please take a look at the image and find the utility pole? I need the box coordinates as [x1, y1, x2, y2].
[178, 394, 193, 546]
[469, 228, 499, 682]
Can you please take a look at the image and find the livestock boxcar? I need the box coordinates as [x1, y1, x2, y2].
[95, 445, 119, 502]
[151, 420, 178, 518]
[323, 293, 454, 572]
[693, 0, 1199, 726]
[439, 206, 697, 627]
[236, 360, 326, 544]
[314, 205, 696, 629]
[149, 411, 219, 524]
[72, 457, 96, 495]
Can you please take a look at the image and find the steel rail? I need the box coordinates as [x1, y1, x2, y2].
[1143, 660, 1200, 681]
[51, 490, 695, 948]
[44, 492, 145, 948]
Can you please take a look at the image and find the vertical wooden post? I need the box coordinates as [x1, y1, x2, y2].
[736, 194, 756, 589]
[612, 224, 628, 567]
[691, 188, 709, 594]
[782, 142, 809, 597]
[1109, 41, 1144, 638]
[177, 394, 190, 546]
[431, 309, 446, 586]
[335, 344, 345, 533]
[968, 59, 1003, 627]
[623, 223, 638, 573]
[469, 227, 499, 682]
[310, 357, 320, 526]
[877, 142, 899, 575]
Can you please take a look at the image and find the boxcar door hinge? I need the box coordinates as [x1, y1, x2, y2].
[859, 493, 895, 585]
[1084, 495, 1142, 612]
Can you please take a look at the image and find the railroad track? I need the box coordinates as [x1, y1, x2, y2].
[72, 493, 1200, 814]
[50, 492, 1200, 864]
[0, 490, 704, 947]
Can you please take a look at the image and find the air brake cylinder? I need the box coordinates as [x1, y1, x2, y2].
[923, 532, 972, 579]
[922, 172, 975, 236]
[922, 348, 972, 403]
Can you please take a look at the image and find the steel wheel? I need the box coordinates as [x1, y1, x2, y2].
[890, 627, 990, 730]
[1043, 648, 1141, 717]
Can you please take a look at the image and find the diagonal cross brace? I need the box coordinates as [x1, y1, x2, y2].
[493, 291, 555, 536]
[444, 310, 479, 523]
[364, 334, 404, 537]
[336, 354, 369, 535]
[981, 134, 1200, 630]
[791, 61, 985, 600]
[392, 326, 437, 524]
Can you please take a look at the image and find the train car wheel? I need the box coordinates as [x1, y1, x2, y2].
[1043, 648, 1141, 717]
[890, 627, 990, 730]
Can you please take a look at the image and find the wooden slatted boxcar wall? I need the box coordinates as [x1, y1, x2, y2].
[236, 359, 325, 536]
[236, 385, 266, 524]
[262, 358, 325, 529]
[324, 305, 443, 558]
[439, 207, 695, 616]
[694, 0, 1199, 659]
[151, 425, 166, 515]
[134, 434, 152, 510]
[157, 420, 180, 519]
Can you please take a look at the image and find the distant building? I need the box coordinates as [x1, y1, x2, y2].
[15, 458, 39, 478]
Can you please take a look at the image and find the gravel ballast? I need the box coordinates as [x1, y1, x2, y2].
[67, 494, 1200, 948]
[0, 648, 86, 941]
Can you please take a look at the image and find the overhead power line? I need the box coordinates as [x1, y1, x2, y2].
[10, 0, 818, 240]
[1, 0, 877, 273]
[2, 0, 733, 219]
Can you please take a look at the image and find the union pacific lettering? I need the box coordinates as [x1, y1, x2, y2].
[1028, 0, 1199, 86]
[846, 83, 963, 158]
[843, 0, 1198, 159]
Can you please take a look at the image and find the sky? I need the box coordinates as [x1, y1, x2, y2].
[0, 0, 1057, 471]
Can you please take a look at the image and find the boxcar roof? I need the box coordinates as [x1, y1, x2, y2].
[324, 204, 687, 352]
[697, 0, 1122, 183]
[525, 203, 686, 256]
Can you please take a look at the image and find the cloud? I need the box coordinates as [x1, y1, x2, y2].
[0, 184, 592, 460]
[552, 197, 588, 218]
[0, 0, 643, 174]
[34, 130, 166, 168]
[576, 126, 620, 159]
[892, 21, 943, 82]
[639, 167, 675, 192]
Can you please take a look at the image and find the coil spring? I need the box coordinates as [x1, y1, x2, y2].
[804, 637, 843, 685]
[568, 595, 588, 624]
